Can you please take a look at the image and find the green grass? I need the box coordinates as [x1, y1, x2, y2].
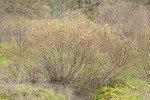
[0, 85, 66, 100]
[0, 42, 12, 65]
[0, 42, 15, 48]
[93, 59, 150, 100]
[0, 42, 67, 100]
[118, 59, 150, 88]
[119, 59, 150, 100]
[0, 55, 9, 65]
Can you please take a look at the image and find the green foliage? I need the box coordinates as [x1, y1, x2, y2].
[0, 92, 6, 100]
[93, 80, 141, 100]
[138, 0, 149, 5]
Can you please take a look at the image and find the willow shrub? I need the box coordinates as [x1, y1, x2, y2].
[0, 13, 136, 86]
[19, 13, 136, 86]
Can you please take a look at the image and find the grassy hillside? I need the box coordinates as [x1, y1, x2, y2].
[0, 1, 150, 100]
[93, 59, 150, 100]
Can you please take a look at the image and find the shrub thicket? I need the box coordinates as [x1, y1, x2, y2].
[0, 0, 149, 91]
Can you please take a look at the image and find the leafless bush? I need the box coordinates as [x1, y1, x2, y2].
[138, 26, 150, 78]
[21, 13, 135, 86]
[94, 1, 150, 78]
[132, 5, 150, 78]
[25, 15, 103, 85]
[0, 16, 28, 44]
[94, 1, 148, 38]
